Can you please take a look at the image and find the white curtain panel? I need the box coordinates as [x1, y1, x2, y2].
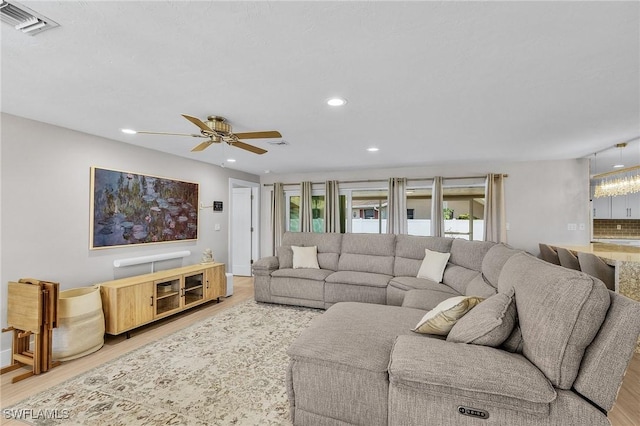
[324, 180, 341, 233]
[300, 181, 313, 232]
[431, 176, 444, 237]
[271, 182, 285, 254]
[484, 173, 507, 243]
[386, 177, 408, 234]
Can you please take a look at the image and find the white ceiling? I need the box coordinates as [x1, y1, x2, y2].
[2, 1, 639, 176]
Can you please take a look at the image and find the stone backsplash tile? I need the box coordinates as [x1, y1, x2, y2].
[593, 219, 640, 238]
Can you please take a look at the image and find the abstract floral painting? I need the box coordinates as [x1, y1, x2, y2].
[91, 167, 198, 249]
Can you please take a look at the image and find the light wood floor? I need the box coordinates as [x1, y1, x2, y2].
[1, 277, 638, 425]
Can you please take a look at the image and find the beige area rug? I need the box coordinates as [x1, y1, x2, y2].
[6, 301, 322, 425]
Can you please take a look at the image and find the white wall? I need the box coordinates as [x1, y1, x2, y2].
[260, 159, 591, 256]
[1, 113, 259, 362]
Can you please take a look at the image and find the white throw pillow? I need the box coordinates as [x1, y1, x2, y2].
[292, 246, 320, 269]
[416, 248, 451, 283]
[412, 295, 484, 335]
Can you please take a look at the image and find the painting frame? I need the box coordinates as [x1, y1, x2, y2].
[90, 166, 199, 250]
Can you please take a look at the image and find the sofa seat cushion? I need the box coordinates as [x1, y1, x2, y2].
[325, 270, 392, 288]
[271, 268, 333, 281]
[499, 253, 611, 389]
[271, 268, 332, 301]
[288, 302, 430, 372]
[389, 276, 460, 295]
[389, 336, 556, 416]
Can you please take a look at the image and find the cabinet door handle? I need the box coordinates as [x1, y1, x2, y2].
[150, 296, 154, 306]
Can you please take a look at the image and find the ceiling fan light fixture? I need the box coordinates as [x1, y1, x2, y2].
[121, 128, 137, 134]
[327, 97, 347, 107]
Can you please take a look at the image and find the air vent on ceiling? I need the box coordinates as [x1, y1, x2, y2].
[0, 0, 59, 35]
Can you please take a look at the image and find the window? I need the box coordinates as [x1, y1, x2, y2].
[287, 194, 325, 232]
[442, 184, 485, 241]
[351, 189, 387, 233]
[280, 179, 486, 239]
[407, 188, 432, 236]
[311, 195, 325, 232]
[289, 195, 300, 232]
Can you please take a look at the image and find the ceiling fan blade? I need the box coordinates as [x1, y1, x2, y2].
[191, 141, 215, 152]
[182, 114, 213, 133]
[136, 131, 205, 138]
[229, 140, 268, 155]
[233, 131, 282, 139]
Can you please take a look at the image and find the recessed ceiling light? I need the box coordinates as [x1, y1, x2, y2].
[226, 158, 236, 163]
[121, 128, 137, 134]
[264, 170, 271, 174]
[367, 147, 379, 152]
[327, 97, 347, 107]
[613, 164, 625, 168]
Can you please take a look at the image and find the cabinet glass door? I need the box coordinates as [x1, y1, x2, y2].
[155, 276, 181, 317]
[184, 271, 205, 307]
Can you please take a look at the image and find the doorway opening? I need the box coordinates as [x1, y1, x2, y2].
[228, 179, 260, 276]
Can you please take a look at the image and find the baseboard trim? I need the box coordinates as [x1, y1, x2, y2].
[1, 348, 12, 368]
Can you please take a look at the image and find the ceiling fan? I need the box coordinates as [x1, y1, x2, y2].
[130, 114, 282, 154]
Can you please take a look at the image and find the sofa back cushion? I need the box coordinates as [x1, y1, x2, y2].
[279, 232, 343, 271]
[393, 235, 454, 277]
[449, 239, 495, 272]
[442, 266, 481, 295]
[464, 275, 498, 299]
[498, 253, 611, 389]
[338, 233, 396, 275]
[481, 244, 523, 289]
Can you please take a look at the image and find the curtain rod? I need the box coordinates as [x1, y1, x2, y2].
[262, 174, 508, 187]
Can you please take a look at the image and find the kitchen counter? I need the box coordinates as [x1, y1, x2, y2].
[592, 238, 640, 248]
[551, 242, 640, 263]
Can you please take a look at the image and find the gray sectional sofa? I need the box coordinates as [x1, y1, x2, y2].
[252, 232, 640, 425]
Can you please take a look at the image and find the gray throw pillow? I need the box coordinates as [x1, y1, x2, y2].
[446, 290, 517, 347]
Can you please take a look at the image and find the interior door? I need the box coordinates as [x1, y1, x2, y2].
[232, 187, 253, 276]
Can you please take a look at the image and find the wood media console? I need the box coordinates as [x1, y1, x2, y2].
[98, 263, 226, 337]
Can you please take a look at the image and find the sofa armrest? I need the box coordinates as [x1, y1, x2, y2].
[252, 256, 279, 276]
[389, 335, 556, 416]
